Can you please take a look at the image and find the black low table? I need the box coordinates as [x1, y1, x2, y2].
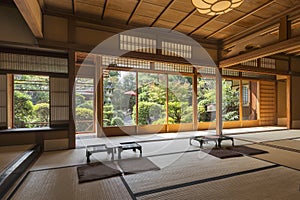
[190, 135, 234, 148]
[118, 142, 142, 159]
[86, 144, 117, 163]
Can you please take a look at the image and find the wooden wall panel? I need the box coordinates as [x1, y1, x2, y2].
[259, 81, 276, 125]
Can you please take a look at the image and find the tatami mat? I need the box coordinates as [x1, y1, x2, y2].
[10, 167, 132, 200]
[124, 151, 273, 194]
[249, 144, 300, 170]
[231, 130, 300, 143]
[137, 167, 300, 200]
[31, 149, 87, 171]
[265, 139, 300, 151]
[0, 144, 34, 174]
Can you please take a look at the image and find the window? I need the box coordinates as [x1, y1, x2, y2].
[75, 78, 95, 132]
[103, 70, 137, 127]
[222, 79, 240, 121]
[197, 77, 216, 122]
[138, 73, 167, 125]
[242, 85, 249, 105]
[14, 75, 49, 128]
[168, 75, 193, 124]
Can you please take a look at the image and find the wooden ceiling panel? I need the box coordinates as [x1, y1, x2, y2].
[45, 0, 73, 12]
[134, 2, 165, 18]
[218, 24, 247, 35]
[106, 0, 137, 13]
[169, 0, 195, 12]
[143, 0, 171, 7]
[104, 9, 131, 23]
[181, 14, 210, 28]
[75, 2, 103, 18]
[174, 24, 198, 34]
[76, 0, 105, 7]
[201, 20, 228, 32]
[254, 3, 288, 19]
[129, 15, 155, 26]
[234, 15, 265, 28]
[274, 0, 297, 7]
[211, 32, 231, 39]
[191, 28, 215, 38]
[153, 20, 177, 29]
[235, 0, 270, 14]
[159, 8, 189, 23]
[215, 10, 245, 24]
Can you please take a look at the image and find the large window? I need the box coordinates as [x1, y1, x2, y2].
[103, 70, 136, 127]
[222, 79, 240, 121]
[75, 78, 95, 132]
[168, 75, 193, 124]
[14, 75, 49, 128]
[137, 73, 167, 125]
[197, 77, 216, 122]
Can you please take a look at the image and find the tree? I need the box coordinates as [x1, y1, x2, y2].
[14, 91, 34, 128]
[33, 103, 49, 126]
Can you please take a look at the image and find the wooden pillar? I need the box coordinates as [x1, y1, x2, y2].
[95, 55, 104, 137]
[216, 68, 222, 135]
[68, 50, 76, 149]
[193, 68, 198, 131]
[286, 75, 291, 129]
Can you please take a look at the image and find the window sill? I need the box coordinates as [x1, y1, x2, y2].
[0, 127, 68, 134]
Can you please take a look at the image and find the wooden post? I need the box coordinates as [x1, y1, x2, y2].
[68, 50, 76, 149]
[286, 75, 291, 129]
[193, 67, 198, 131]
[216, 68, 222, 135]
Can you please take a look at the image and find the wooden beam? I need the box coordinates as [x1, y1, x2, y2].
[127, 0, 142, 25]
[279, 16, 291, 41]
[150, 0, 174, 27]
[13, 0, 43, 38]
[101, 0, 108, 20]
[224, 4, 300, 49]
[72, 0, 76, 14]
[220, 35, 300, 68]
[172, 9, 196, 30]
[206, 0, 274, 39]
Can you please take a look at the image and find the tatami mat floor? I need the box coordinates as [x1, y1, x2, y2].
[4, 127, 300, 200]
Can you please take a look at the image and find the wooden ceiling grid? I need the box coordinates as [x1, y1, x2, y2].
[30, 0, 300, 59]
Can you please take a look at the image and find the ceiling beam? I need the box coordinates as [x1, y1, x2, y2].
[224, 4, 300, 49]
[72, 0, 76, 14]
[13, 0, 43, 38]
[172, 9, 196, 30]
[150, 0, 174, 27]
[101, 0, 108, 20]
[127, 0, 142, 25]
[220, 35, 300, 68]
[285, 48, 300, 54]
[206, 0, 274, 39]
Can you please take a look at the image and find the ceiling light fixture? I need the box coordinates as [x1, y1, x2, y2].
[192, 0, 244, 15]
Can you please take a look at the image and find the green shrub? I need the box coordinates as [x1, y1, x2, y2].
[111, 117, 124, 126]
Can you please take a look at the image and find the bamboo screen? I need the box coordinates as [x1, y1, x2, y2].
[0, 52, 68, 74]
[0, 74, 6, 129]
[260, 81, 276, 125]
[50, 78, 69, 127]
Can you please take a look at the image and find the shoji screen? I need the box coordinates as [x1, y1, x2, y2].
[0, 74, 7, 129]
[50, 78, 69, 127]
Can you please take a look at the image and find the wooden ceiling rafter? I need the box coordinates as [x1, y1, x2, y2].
[224, 4, 300, 49]
[205, 0, 275, 39]
[101, 0, 108, 20]
[71, 0, 75, 14]
[171, 8, 196, 30]
[150, 0, 174, 27]
[127, 0, 142, 25]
